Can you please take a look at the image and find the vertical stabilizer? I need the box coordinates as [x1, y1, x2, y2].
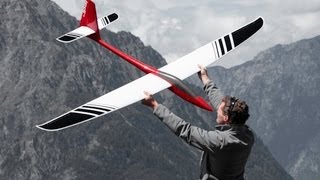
[80, 0, 100, 39]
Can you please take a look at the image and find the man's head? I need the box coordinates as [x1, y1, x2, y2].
[216, 96, 250, 125]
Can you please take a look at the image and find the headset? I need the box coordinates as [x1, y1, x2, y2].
[228, 96, 239, 123]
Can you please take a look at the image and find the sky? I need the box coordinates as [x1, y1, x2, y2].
[52, 0, 320, 68]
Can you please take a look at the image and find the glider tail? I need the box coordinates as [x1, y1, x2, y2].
[56, 0, 119, 43]
[80, 0, 100, 40]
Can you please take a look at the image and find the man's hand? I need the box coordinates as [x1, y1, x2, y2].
[197, 64, 210, 85]
[142, 91, 159, 110]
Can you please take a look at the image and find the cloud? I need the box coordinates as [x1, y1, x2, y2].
[291, 11, 320, 37]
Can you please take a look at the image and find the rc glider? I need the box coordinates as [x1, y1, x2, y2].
[37, 0, 263, 131]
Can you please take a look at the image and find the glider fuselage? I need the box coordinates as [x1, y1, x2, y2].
[95, 38, 213, 111]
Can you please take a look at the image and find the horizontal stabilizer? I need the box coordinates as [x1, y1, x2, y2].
[56, 26, 95, 43]
[97, 13, 119, 30]
[56, 13, 119, 43]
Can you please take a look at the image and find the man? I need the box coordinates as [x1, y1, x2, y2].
[142, 65, 254, 180]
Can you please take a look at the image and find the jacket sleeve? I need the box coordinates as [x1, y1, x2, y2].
[203, 80, 224, 110]
[153, 104, 224, 153]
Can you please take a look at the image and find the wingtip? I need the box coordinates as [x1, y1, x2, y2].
[36, 123, 61, 132]
[36, 124, 52, 131]
[36, 124, 47, 131]
[258, 16, 264, 25]
[108, 13, 119, 22]
[56, 36, 76, 44]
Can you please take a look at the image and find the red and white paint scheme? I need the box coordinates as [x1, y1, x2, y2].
[37, 0, 263, 131]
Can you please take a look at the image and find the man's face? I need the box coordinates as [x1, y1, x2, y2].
[216, 102, 229, 125]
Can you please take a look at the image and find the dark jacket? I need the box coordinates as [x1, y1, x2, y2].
[153, 80, 254, 180]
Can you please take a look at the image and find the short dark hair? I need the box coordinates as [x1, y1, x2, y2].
[222, 96, 250, 124]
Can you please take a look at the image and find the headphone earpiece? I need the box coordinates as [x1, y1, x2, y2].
[228, 97, 238, 123]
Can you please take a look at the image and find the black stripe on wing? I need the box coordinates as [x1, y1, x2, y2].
[74, 108, 104, 115]
[38, 112, 95, 130]
[86, 104, 117, 111]
[232, 17, 263, 47]
[218, 39, 225, 56]
[214, 41, 220, 58]
[224, 35, 232, 51]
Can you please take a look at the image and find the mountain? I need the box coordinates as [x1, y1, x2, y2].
[205, 36, 320, 179]
[0, 0, 292, 179]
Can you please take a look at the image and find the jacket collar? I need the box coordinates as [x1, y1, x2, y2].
[215, 124, 232, 131]
[215, 124, 244, 131]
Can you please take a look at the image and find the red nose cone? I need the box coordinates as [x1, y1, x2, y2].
[194, 96, 214, 111]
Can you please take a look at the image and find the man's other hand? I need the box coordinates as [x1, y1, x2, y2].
[198, 64, 210, 85]
[142, 91, 159, 110]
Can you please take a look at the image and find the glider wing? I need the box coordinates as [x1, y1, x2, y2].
[36, 73, 171, 131]
[160, 17, 264, 80]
